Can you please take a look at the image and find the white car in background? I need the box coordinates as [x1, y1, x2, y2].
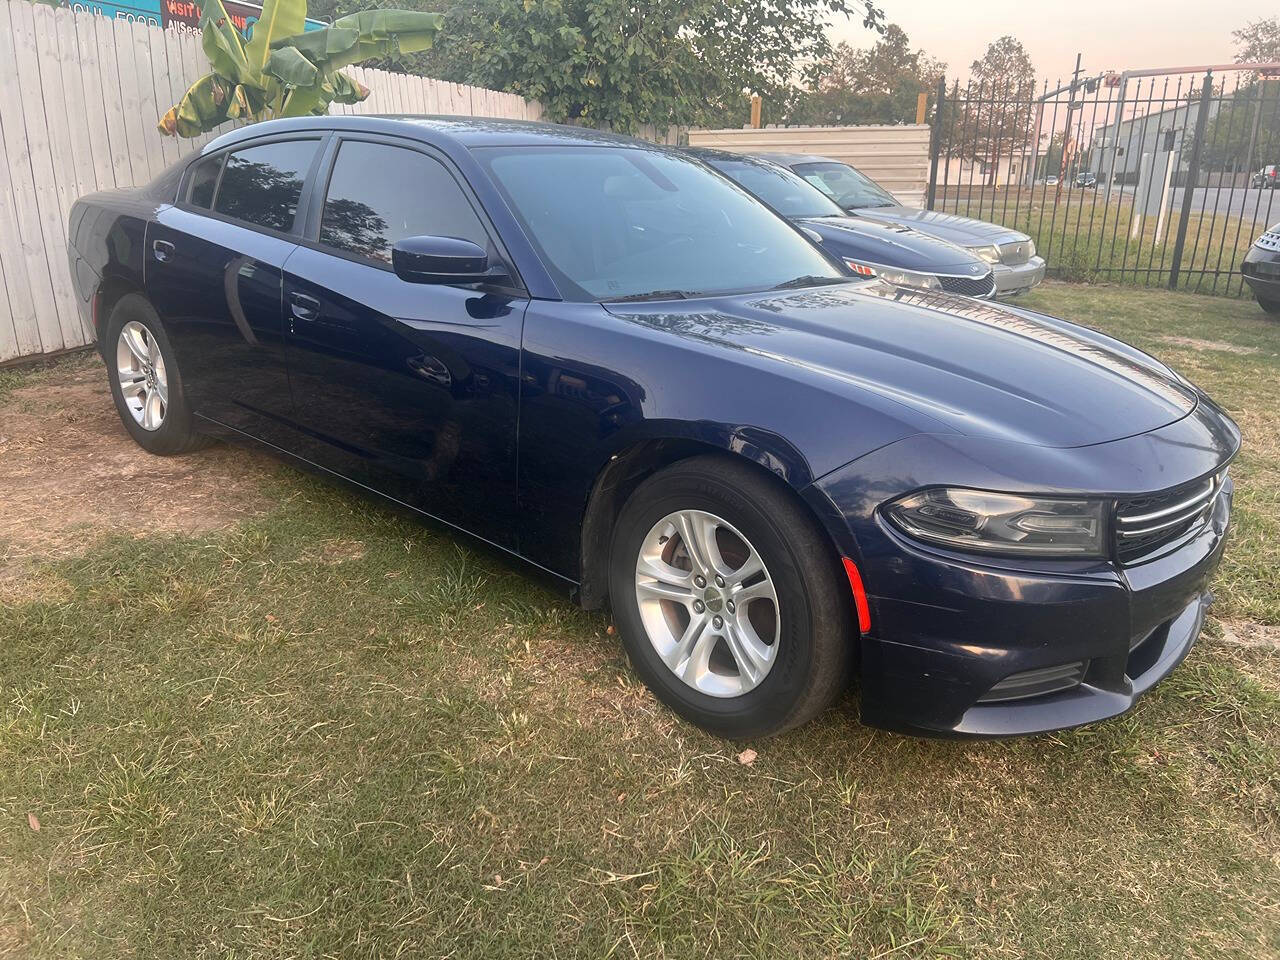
[757, 153, 1047, 299]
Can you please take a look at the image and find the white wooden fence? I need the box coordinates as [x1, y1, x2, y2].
[687, 125, 932, 208]
[0, 0, 542, 364]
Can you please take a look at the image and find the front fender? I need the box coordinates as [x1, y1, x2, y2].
[516, 299, 922, 581]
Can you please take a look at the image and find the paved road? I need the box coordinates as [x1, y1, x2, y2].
[1109, 184, 1280, 223]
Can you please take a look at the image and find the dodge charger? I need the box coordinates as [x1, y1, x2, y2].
[66, 117, 1239, 738]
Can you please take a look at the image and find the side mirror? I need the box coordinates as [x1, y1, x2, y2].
[392, 236, 492, 285]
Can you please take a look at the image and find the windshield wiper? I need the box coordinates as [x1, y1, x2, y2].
[770, 275, 850, 291]
[605, 289, 696, 303]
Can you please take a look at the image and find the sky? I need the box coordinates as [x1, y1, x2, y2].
[829, 0, 1278, 84]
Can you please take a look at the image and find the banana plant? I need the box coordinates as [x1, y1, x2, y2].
[158, 0, 443, 137]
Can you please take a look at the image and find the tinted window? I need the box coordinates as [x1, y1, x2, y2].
[706, 157, 844, 219]
[477, 146, 843, 301]
[214, 139, 319, 231]
[187, 153, 222, 208]
[792, 161, 898, 210]
[319, 141, 489, 265]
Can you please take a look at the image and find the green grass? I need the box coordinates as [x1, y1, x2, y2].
[2, 284, 1279, 958]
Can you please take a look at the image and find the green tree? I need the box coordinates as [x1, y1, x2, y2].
[1199, 79, 1280, 171]
[331, 0, 885, 132]
[945, 35, 1037, 164]
[1233, 16, 1280, 63]
[159, 0, 442, 136]
[783, 25, 944, 125]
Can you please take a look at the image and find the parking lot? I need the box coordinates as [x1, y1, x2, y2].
[1, 281, 1277, 958]
[1111, 183, 1280, 220]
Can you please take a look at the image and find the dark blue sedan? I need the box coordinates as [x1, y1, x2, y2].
[67, 117, 1239, 738]
[685, 147, 997, 298]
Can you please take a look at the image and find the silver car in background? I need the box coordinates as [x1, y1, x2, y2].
[757, 153, 1047, 299]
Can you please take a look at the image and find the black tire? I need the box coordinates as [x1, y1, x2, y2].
[608, 455, 852, 739]
[104, 293, 212, 455]
[1258, 296, 1280, 316]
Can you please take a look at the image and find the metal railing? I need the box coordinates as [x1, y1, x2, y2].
[927, 67, 1280, 297]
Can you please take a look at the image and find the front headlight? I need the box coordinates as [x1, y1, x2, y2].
[846, 259, 942, 291]
[967, 243, 1002, 264]
[1025, 238, 1036, 259]
[884, 487, 1108, 558]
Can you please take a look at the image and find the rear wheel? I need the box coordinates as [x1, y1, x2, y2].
[608, 455, 852, 738]
[105, 294, 211, 455]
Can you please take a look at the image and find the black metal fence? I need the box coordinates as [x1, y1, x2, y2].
[926, 70, 1280, 297]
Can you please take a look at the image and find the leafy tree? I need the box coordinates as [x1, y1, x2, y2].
[1233, 16, 1280, 63]
[945, 35, 1037, 165]
[332, 0, 885, 132]
[159, 0, 442, 137]
[1187, 20, 1280, 172]
[1199, 79, 1280, 171]
[783, 25, 945, 125]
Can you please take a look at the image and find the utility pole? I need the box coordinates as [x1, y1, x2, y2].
[1056, 53, 1084, 199]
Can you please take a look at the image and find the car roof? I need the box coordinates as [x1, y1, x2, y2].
[745, 152, 838, 166]
[683, 146, 790, 168]
[202, 114, 660, 155]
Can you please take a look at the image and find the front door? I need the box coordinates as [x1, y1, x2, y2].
[146, 137, 325, 445]
[282, 137, 526, 549]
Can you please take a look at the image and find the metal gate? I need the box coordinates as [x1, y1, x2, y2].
[926, 64, 1280, 296]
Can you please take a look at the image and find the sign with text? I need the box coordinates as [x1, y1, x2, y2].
[67, 0, 324, 38]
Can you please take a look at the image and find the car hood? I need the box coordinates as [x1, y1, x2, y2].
[604, 283, 1196, 449]
[848, 205, 1026, 247]
[797, 216, 987, 273]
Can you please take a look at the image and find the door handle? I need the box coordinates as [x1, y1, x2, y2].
[152, 239, 175, 263]
[289, 292, 321, 322]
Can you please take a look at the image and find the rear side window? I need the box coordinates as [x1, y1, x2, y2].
[214, 139, 320, 232]
[187, 153, 223, 208]
[318, 140, 489, 265]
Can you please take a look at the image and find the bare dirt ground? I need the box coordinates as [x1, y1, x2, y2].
[0, 355, 273, 595]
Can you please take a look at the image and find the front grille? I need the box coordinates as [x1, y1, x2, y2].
[1254, 230, 1280, 253]
[977, 660, 1087, 703]
[1114, 472, 1225, 564]
[998, 239, 1032, 265]
[939, 272, 997, 298]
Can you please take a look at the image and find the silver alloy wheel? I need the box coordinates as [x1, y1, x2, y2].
[116, 320, 168, 431]
[634, 509, 780, 698]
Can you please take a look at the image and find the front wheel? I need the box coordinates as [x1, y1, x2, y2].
[105, 293, 211, 455]
[608, 455, 853, 738]
[1258, 296, 1280, 316]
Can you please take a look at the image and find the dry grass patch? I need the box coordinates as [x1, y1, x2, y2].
[1159, 335, 1262, 355]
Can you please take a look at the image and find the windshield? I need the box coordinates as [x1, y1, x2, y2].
[704, 157, 846, 219]
[476, 146, 844, 301]
[792, 161, 898, 210]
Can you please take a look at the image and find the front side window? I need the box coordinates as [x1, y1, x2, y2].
[187, 153, 222, 208]
[793, 161, 898, 210]
[319, 141, 490, 265]
[477, 146, 844, 301]
[214, 139, 320, 232]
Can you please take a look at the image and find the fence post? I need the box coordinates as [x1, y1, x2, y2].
[1167, 74, 1213, 291]
[926, 75, 945, 210]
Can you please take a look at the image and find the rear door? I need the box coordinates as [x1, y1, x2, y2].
[281, 135, 527, 548]
[146, 135, 325, 445]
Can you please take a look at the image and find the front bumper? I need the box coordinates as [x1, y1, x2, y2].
[992, 256, 1046, 298]
[807, 407, 1240, 738]
[860, 484, 1229, 737]
[1241, 244, 1280, 304]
